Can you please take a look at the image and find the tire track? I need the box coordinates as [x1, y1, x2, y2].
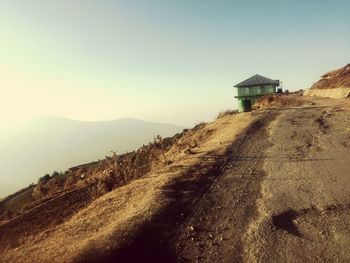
[172, 111, 280, 262]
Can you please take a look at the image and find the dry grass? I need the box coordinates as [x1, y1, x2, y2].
[216, 109, 238, 119]
[1, 133, 180, 218]
[254, 94, 306, 109]
[2, 176, 169, 263]
[0, 186, 35, 215]
[311, 63, 350, 90]
[0, 112, 258, 263]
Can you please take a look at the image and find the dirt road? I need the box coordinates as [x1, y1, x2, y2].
[245, 98, 350, 263]
[101, 97, 350, 263]
[104, 97, 350, 262]
[172, 111, 280, 262]
[170, 97, 350, 262]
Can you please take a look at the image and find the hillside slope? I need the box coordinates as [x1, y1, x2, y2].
[0, 108, 259, 262]
[1, 95, 350, 262]
[0, 117, 183, 198]
[311, 63, 350, 90]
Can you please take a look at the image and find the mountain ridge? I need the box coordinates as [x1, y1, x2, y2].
[0, 117, 184, 198]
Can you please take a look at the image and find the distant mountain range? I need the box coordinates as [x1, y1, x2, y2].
[0, 117, 184, 198]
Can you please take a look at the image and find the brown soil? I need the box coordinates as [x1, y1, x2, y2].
[254, 92, 305, 109]
[311, 63, 350, 89]
[1, 96, 350, 262]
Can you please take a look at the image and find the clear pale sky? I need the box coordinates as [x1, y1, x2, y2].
[1, 0, 349, 128]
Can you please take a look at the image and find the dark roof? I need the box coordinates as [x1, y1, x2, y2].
[234, 74, 279, 88]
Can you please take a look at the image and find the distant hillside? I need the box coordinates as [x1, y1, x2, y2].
[311, 63, 350, 89]
[0, 117, 184, 198]
[0, 182, 18, 200]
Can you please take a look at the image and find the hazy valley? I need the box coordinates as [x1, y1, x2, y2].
[0, 117, 183, 198]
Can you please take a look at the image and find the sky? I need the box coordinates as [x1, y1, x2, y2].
[0, 0, 349, 128]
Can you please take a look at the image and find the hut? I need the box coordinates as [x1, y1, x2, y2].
[234, 74, 280, 112]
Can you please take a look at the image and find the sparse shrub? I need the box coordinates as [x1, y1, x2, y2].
[38, 174, 51, 183]
[32, 184, 46, 200]
[64, 176, 76, 188]
[254, 94, 305, 109]
[217, 109, 237, 119]
[193, 122, 206, 131]
[32, 132, 180, 200]
[51, 171, 60, 177]
[44, 178, 61, 195]
[152, 134, 163, 148]
[152, 135, 175, 166]
[189, 140, 198, 148]
[184, 147, 196, 155]
[267, 96, 274, 103]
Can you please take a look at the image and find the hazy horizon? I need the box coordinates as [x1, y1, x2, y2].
[0, 0, 349, 131]
[0, 115, 189, 139]
[0, 116, 184, 197]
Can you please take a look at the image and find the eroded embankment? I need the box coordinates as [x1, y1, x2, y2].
[304, 87, 350, 99]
